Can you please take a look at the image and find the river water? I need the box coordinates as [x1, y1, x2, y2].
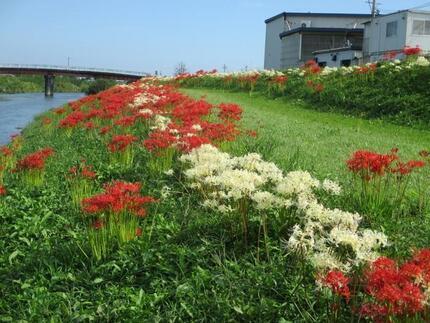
[0, 92, 84, 145]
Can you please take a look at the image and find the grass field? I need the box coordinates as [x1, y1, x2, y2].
[183, 89, 430, 179]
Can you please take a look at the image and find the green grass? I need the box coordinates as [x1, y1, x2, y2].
[183, 89, 430, 179]
[2, 88, 430, 322]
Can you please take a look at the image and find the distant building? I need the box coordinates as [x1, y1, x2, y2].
[363, 10, 430, 61]
[264, 12, 372, 69]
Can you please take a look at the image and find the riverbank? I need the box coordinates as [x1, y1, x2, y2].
[0, 75, 90, 94]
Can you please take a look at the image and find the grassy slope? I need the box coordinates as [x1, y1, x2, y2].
[183, 89, 430, 179]
[183, 88, 430, 259]
[2, 89, 430, 321]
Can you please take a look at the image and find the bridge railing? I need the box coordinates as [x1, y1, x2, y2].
[0, 64, 148, 77]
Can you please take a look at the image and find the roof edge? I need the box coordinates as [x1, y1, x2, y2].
[280, 27, 364, 38]
[265, 12, 372, 24]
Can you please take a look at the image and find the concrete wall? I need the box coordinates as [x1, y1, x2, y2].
[264, 18, 285, 69]
[280, 33, 301, 69]
[315, 50, 362, 67]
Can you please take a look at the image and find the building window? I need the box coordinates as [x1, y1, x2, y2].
[341, 59, 351, 67]
[412, 19, 430, 35]
[386, 21, 398, 37]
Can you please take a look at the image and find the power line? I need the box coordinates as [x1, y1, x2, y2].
[411, 1, 430, 9]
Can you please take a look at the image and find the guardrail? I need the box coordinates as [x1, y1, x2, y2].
[0, 64, 148, 76]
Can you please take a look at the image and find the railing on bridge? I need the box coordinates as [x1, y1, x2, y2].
[0, 63, 148, 77]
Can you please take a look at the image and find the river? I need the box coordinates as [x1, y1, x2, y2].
[0, 92, 85, 145]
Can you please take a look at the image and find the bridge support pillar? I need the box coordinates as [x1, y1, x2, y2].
[44, 74, 55, 96]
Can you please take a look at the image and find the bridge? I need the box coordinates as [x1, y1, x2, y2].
[0, 64, 149, 96]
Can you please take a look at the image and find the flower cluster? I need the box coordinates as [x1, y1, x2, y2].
[67, 161, 97, 208]
[317, 270, 351, 301]
[180, 144, 385, 264]
[82, 181, 156, 259]
[15, 148, 54, 187]
[83, 181, 154, 216]
[347, 149, 427, 215]
[16, 148, 54, 171]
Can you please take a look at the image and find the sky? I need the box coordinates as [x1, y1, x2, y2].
[0, 1, 429, 75]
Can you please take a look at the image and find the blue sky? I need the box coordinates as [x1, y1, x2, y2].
[0, 1, 428, 74]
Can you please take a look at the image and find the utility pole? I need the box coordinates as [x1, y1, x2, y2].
[222, 64, 227, 73]
[67, 56, 70, 68]
[371, 0, 377, 18]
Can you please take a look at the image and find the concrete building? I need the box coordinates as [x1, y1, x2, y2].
[264, 12, 371, 69]
[363, 10, 430, 61]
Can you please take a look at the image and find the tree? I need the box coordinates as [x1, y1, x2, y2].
[174, 62, 187, 76]
[85, 79, 117, 95]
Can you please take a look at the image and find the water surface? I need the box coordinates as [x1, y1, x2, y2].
[0, 92, 84, 145]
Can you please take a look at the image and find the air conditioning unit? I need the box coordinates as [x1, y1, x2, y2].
[301, 20, 312, 28]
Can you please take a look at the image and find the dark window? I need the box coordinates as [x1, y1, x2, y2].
[318, 62, 327, 67]
[341, 59, 351, 67]
[386, 21, 398, 37]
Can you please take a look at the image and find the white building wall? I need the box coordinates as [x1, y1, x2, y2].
[315, 50, 362, 67]
[264, 18, 285, 69]
[364, 11, 407, 58]
[406, 12, 430, 51]
[364, 10, 430, 60]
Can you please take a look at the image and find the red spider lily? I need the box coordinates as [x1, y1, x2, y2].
[68, 163, 97, 180]
[59, 110, 86, 128]
[172, 99, 213, 123]
[16, 148, 54, 171]
[403, 45, 422, 56]
[135, 227, 143, 237]
[355, 64, 377, 74]
[239, 74, 260, 86]
[362, 256, 426, 318]
[318, 270, 351, 301]
[303, 60, 321, 74]
[246, 130, 258, 138]
[391, 160, 426, 175]
[201, 122, 240, 142]
[0, 185, 6, 196]
[99, 126, 112, 135]
[91, 218, 105, 230]
[108, 134, 138, 152]
[115, 115, 137, 127]
[314, 83, 324, 93]
[383, 51, 399, 60]
[347, 150, 398, 177]
[53, 107, 67, 115]
[82, 181, 156, 217]
[42, 117, 52, 125]
[143, 130, 177, 152]
[271, 75, 288, 85]
[84, 122, 95, 130]
[218, 103, 242, 121]
[178, 135, 211, 153]
[1, 146, 13, 157]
